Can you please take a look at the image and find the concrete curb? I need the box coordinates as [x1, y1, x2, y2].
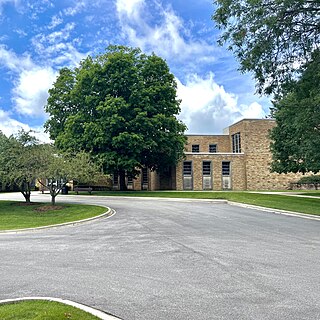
[228, 201, 320, 221]
[0, 297, 122, 320]
[0, 207, 116, 234]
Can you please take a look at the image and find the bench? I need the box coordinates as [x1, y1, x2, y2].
[74, 187, 93, 194]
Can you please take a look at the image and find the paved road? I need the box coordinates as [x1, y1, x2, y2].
[0, 193, 319, 320]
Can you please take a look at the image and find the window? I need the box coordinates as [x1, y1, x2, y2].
[202, 161, 211, 176]
[127, 174, 133, 183]
[192, 144, 200, 153]
[183, 161, 192, 176]
[142, 168, 148, 184]
[209, 144, 217, 153]
[183, 161, 193, 190]
[232, 132, 241, 153]
[222, 161, 230, 176]
[113, 174, 118, 185]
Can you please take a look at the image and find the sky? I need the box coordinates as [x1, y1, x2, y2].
[0, 0, 272, 141]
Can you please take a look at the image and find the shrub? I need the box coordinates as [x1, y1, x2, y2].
[297, 175, 320, 189]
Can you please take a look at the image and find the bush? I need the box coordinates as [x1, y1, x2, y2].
[297, 175, 320, 190]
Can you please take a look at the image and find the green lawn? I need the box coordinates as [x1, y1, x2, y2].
[74, 190, 320, 216]
[0, 201, 107, 231]
[0, 300, 100, 320]
[297, 191, 320, 197]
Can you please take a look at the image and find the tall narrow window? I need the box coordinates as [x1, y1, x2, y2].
[202, 161, 212, 190]
[183, 161, 193, 190]
[222, 161, 231, 189]
[183, 161, 192, 175]
[209, 144, 217, 153]
[142, 168, 148, 184]
[192, 144, 200, 153]
[113, 174, 118, 185]
[141, 168, 148, 190]
[202, 161, 211, 176]
[222, 161, 230, 176]
[232, 132, 241, 153]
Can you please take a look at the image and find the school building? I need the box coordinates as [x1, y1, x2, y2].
[112, 119, 303, 191]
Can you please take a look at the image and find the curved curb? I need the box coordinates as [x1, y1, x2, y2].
[0, 207, 116, 234]
[228, 201, 320, 221]
[0, 297, 122, 320]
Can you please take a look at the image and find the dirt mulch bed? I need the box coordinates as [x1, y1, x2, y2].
[34, 205, 65, 212]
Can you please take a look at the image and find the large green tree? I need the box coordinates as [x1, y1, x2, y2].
[45, 45, 187, 190]
[213, 0, 320, 95]
[270, 50, 320, 174]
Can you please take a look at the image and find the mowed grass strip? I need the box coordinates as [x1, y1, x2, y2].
[0, 300, 101, 320]
[83, 191, 320, 216]
[0, 201, 107, 231]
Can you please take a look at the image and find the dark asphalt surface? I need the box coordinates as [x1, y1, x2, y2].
[0, 193, 319, 320]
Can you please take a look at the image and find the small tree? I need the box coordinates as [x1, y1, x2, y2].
[37, 146, 102, 205]
[0, 130, 42, 203]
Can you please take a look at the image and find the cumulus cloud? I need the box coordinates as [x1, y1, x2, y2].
[115, 0, 215, 61]
[0, 108, 50, 142]
[176, 73, 266, 134]
[0, 45, 34, 71]
[0, 46, 57, 118]
[12, 67, 57, 117]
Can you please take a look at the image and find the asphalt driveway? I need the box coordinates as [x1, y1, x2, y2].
[0, 193, 319, 320]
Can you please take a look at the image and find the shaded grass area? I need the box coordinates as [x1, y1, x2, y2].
[297, 192, 320, 197]
[0, 201, 107, 231]
[0, 300, 100, 320]
[79, 191, 320, 216]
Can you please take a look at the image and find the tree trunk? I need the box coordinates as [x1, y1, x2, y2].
[51, 194, 56, 206]
[21, 181, 31, 203]
[22, 191, 31, 203]
[119, 170, 127, 191]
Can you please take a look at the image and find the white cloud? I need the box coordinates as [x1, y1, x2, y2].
[31, 24, 87, 67]
[115, 0, 215, 61]
[0, 108, 50, 142]
[48, 15, 63, 29]
[0, 46, 57, 118]
[12, 67, 57, 117]
[63, 0, 86, 16]
[0, 45, 34, 72]
[176, 73, 266, 134]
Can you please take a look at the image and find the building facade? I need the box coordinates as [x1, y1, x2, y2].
[113, 119, 304, 191]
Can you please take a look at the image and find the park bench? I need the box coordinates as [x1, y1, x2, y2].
[74, 186, 93, 194]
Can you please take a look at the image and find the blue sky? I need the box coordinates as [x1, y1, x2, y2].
[0, 0, 271, 141]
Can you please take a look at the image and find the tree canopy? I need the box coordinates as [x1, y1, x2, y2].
[37, 147, 102, 205]
[0, 130, 43, 202]
[212, 0, 320, 95]
[270, 50, 320, 174]
[0, 130, 101, 204]
[45, 45, 187, 190]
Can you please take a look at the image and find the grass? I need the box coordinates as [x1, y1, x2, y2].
[297, 191, 320, 197]
[0, 201, 107, 231]
[0, 300, 101, 320]
[73, 190, 320, 216]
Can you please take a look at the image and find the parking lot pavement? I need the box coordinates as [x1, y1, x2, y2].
[0, 192, 319, 320]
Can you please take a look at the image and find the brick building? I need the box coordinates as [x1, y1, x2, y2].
[113, 119, 303, 191]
